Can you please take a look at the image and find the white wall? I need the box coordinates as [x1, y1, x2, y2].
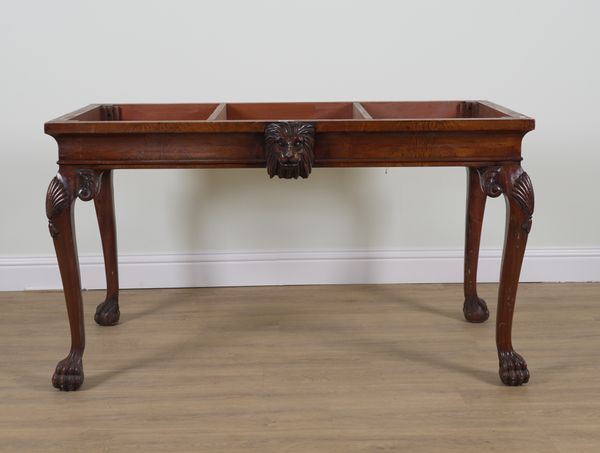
[1, 0, 599, 289]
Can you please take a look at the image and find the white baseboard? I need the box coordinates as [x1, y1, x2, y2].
[0, 248, 598, 291]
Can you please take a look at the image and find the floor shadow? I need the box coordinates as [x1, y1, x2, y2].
[81, 284, 503, 389]
[351, 284, 468, 322]
[113, 289, 196, 324]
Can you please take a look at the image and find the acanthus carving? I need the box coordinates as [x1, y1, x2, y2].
[510, 171, 534, 233]
[46, 176, 70, 238]
[77, 170, 102, 201]
[265, 122, 315, 179]
[477, 166, 503, 197]
[477, 166, 534, 233]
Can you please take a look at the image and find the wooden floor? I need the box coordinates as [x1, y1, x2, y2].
[1, 283, 599, 452]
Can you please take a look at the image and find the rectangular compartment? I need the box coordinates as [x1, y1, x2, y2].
[70, 103, 221, 121]
[361, 101, 510, 119]
[222, 102, 365, 120]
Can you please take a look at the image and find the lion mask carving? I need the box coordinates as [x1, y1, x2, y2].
[264, 122, 315, 179]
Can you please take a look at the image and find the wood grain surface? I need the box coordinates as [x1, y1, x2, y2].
[1, 283, 599, 452]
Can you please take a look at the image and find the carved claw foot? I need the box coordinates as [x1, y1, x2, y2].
[94, 295, 120, 326]
[463, 296, 489, 323]
[52, 351, 84, 391]
[499, 351, 530, 386]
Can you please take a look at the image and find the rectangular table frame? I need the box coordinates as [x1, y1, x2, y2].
[44, 100, 535, 390]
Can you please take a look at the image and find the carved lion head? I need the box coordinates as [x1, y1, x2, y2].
[264, 122, 315, 179]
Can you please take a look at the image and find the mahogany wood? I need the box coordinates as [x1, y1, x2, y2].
[463, 168, 489, 323]
[93, 171, 120, 326]
[46, 169, 86, 391]
[44, 100, 535, 390]
[480, 164, 534, 386]
[264, 122, 315, 179]
[352, 102, 372, 119]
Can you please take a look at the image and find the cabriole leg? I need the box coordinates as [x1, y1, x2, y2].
[93, 170, 120, 326]
[463, 167, 489, 322]
[46, 167, 103, 391]
[46, 170, 84, 391]
[479, 164, 534, 386]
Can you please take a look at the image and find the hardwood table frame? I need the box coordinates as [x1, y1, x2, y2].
[44, 100, 535, 391]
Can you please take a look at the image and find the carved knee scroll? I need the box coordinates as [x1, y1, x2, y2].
[477, 165, 534, 232]
[46, 169, 104, 236]
[77, 169, 103, 201]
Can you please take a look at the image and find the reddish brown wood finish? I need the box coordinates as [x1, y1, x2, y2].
[480, 164, 534, 386]
[265, 122, 315, 179]
[46, 169, 86, 391]
[93, 171, 120, 326]
[463, 168, 489, 323]
[44, 101, 535, 390]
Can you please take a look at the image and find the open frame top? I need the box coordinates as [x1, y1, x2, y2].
[45, 101, 534, 135]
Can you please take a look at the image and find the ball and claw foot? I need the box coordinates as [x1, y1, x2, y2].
[499, 350, 530, 386]
[94, 295, 120, 326]
[52, 351, 84, 391]
[463, 296, 490, 323]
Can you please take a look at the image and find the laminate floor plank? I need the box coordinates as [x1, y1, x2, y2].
[0, 283, 598, 452]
